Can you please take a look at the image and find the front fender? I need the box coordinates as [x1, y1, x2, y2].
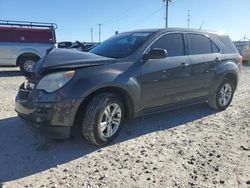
[63, 64, 141, 120]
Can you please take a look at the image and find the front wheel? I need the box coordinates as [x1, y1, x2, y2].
[82, 93, 124, 146]
[208, 78, 235, 111]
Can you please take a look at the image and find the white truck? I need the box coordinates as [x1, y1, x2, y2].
[0, 20, 57, 74]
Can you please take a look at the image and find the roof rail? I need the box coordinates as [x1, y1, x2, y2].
[0, 20, 57, 29]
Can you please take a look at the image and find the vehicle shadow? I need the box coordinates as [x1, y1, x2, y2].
[0, 103, 216, 182]
[118, 103, 216, 143]
[0, 70, 23, 77]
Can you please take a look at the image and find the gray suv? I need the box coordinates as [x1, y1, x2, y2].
[15, 28, 242, 146]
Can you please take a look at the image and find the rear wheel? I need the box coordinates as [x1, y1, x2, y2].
[19, 56, 40, 75]
[82, 93, 124, 146]
[208, 78, 235, 110]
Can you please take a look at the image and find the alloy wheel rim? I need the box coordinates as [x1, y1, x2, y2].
[218, 83, 232, 106]
[23, 60, 35, 72]
[98, 103, 122, 138]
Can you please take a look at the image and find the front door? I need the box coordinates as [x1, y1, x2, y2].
[140, 33, 191, 110]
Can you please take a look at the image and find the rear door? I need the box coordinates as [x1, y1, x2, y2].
[140, 32, 192, 109]
[186, 33, 221, 98]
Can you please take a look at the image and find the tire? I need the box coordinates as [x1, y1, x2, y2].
[82, 93, 124, 146]
[208, 78, 235, 111]
[19, 56, 40, 75]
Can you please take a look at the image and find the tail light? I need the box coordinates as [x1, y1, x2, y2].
[239, 55, 243, 65]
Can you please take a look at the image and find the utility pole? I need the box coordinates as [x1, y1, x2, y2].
[199, 21, 204, 30]
[90, 28, 93, 42]
[187, 10, 190, 28]
[97, 24, 102, 43]
[163, 0, 171, 28]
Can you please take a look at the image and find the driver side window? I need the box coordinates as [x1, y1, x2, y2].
[150, 33, 185, 57]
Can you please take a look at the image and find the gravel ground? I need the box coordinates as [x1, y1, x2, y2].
[0, 66, 249, 188]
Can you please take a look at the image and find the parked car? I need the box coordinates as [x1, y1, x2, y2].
[15, 28, 242, 146]
[68, 41, 99, 52]
[234, 40, 250, 62]
[57, 41, 73, 49]
[0, 20, 57, 74]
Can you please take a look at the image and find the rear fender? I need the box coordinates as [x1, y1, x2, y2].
[210, 61, 239, 95]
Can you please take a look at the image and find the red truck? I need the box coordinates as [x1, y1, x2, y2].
[0, 20, 57, 74]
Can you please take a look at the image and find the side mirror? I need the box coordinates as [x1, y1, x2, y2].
[142, 48, 168, 61]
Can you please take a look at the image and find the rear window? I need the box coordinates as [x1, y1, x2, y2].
[188, 34, 212, 55]
[217, 35, 238, 54]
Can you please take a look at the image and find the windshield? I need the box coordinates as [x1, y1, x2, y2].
[89, 32, 153, 58]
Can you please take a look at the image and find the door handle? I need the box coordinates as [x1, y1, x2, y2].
[215, 57, 221, 62]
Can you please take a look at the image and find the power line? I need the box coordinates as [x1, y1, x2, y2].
[102, 2, 139, 24]
[163, 0, 186, 28]
[94, 0, 185, 40]
[169, 0, 185, 6]
[102, 0, 152, 25]
[123, 5, 165, 29]
[130, 0, 173, 29]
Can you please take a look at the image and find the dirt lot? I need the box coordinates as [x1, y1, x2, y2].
[0, 66, 249, 188]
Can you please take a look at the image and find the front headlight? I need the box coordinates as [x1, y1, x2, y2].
[36, 70, 75, 93]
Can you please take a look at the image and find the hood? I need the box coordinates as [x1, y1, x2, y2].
[34, 48, 116, 76]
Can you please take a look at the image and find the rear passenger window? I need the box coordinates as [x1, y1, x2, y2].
[150, 33, 185, 57]
[188, 34, 212, 55]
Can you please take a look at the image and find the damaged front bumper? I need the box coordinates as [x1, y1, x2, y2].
[15, 82, 79, 139]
